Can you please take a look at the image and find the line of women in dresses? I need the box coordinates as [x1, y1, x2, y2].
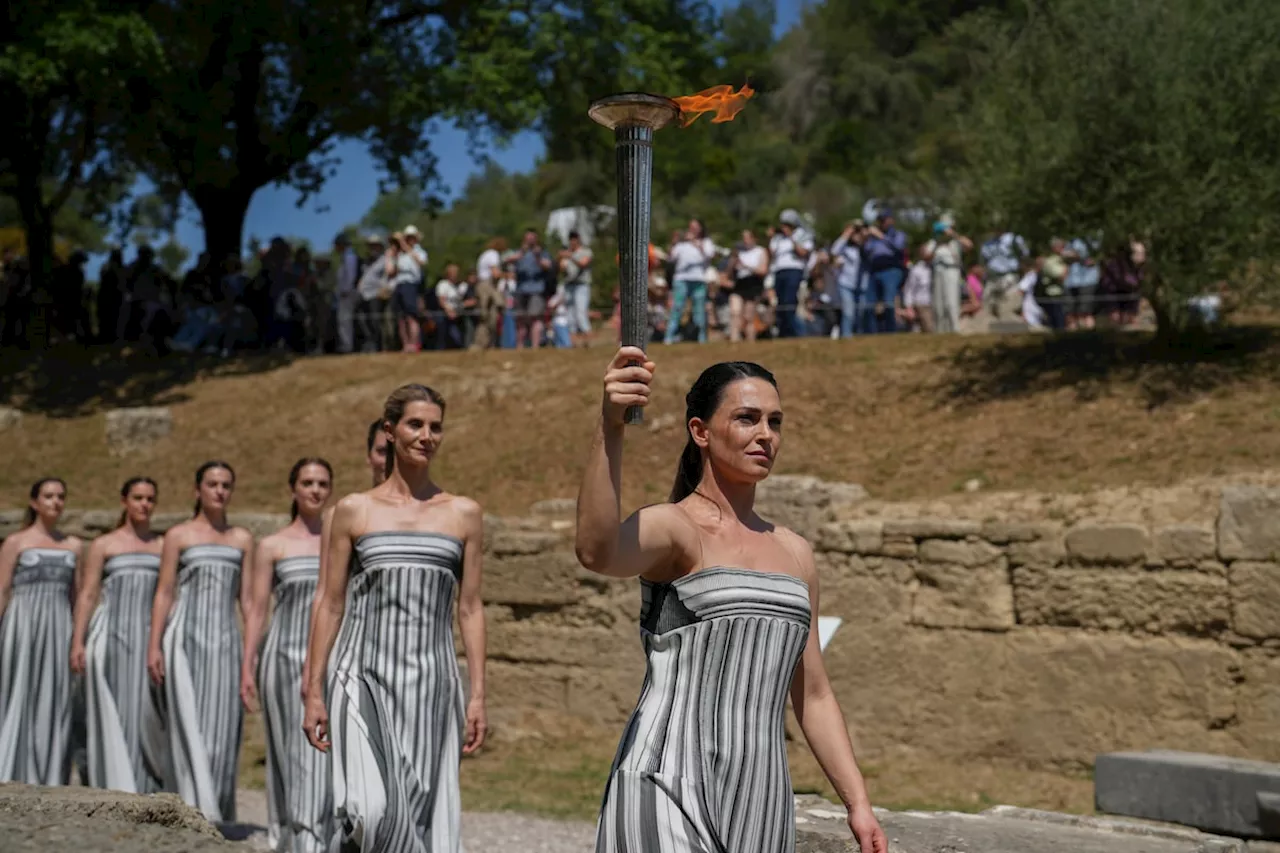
[0, 352, 891, 853]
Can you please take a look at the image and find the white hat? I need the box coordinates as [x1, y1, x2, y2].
[779, 209, 802, 227]
[403, 224, 420, 237]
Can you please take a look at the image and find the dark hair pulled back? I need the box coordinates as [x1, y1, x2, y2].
[288, 457, 333, 519]
[117, 476, 158, 527]
[380, 384, 447, 479]
[192, 460, 235, 517]
[366, 419, 383, 454]
[669, 362, 778, 503]
[24, 477, 67, 527]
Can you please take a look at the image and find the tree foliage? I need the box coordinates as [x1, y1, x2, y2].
[959, 0, 1280, 336]
[0, 0, 161, 289]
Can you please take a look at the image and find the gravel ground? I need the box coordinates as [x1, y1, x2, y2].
[234, 789, 595, 853]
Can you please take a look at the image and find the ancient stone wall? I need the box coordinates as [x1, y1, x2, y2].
[4, 476, 1278, 775]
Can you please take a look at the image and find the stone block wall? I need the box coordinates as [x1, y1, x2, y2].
[4, 476, 1278, 775]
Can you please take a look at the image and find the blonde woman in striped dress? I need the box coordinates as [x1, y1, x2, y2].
[577, 350, 888, 853]
[242, 458, 333, 852]
[70, 476, 165, 792]
[304, 384, 487, 853]
[0, 477, 82, 785]
[146, 460, 254, 823]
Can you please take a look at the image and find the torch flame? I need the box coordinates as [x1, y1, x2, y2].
[672, 83, 755, 128]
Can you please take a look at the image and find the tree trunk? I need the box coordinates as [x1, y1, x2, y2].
[15, 169, 56, 349]
[192, 186, 253, 266]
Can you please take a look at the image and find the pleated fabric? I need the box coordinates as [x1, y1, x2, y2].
[258, 555, 330, 852]
[595, 567, 812, 853]
[328, 531, 465, 853]
[0, 547, 77, 785]
[159, 544, 244, 822]
[84, 552, 165, 793]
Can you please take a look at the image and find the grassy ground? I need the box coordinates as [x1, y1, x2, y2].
[4, 325, 1280, 513]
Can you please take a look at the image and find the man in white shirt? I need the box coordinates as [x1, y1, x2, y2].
[333, 233, 361, 353]
[434, 263, 464, 349]
[769, 209, 813, 338]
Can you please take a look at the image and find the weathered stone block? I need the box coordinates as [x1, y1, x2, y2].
[817, 520, 882, 554]
[529, 497, 576, 517]
[878, 537, 918, 558]
[1231, 562, 1280, 640]
[484, 552, 588, 606]
[1065, 524, 1150, 564]
[1095, 750, 1280, 839]
[104, 406, 172, 455]
[1155, 526, 1218, 565]
[758, 475, 868, 539]
[883, 517, 981, 539]
[1219, 487, 1280, 561]
[919, 538, 1002, 566]
[982, 521, 1059, 544]
[1008, 536, 1067, 567]
[488, 529, 563, 556]
[1013, 567, 1229, 634]
[0, 406, 21, 431]
[487, 622, 632, 666]
[912, 562, 1014, 630]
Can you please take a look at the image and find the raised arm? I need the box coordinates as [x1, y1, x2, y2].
[302, 495, 363, 751]
[0, 536, 20, 620]
[574, 348, 692, 579]
[70, 537, 107, 675]
[456, 498, 487, 755]
[787, 535, 886, 853]
[147, 529, 183, 685]
[240, 532, 271, 711]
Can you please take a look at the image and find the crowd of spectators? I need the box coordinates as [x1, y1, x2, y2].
[0, 204, 1168, 354]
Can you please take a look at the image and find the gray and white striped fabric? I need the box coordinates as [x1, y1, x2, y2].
[257, 555, 330, 853]
[595, 567, 812, 853]
[159, 544, 244, 822]
[85, 551, 165, 793]
[329, 531, 465, 853]
[0, 547, 78, 785]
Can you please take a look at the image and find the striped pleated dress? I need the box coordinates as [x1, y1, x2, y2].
[0, 547, 78, 785]
[257, 555, 330, 852]
[328, 531, 465, 853]
[159, 544, 244, 822]
[595, 567, 812, 853]
[84, 551, 166, 792]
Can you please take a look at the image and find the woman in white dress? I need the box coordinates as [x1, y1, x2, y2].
[0, 477, 82, 785]
[303, 384, 488, 853]
[243, 458, 333, 852]
[70, 476, 165, 792]
[146, 460, 254, 823]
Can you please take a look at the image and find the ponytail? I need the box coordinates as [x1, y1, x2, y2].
[383, 431, 395, 480]
[668, 437, 704, 503]
[290, 499, 299, 520]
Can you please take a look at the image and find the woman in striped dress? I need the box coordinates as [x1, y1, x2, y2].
[242, 458, 333, 852]
[70, 476, 165, 792]
[146, 461, 254, 823]
[576, 349, 888, 853]
[303, 384, 487, 853]
[0, 477, 82, 785]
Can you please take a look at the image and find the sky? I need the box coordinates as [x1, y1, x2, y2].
[93, 0, 805, 276]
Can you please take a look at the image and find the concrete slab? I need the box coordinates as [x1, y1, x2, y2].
[1096, 751, 1280, 839]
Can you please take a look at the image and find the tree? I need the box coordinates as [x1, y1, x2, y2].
[960, 0, 1280, 338]
[130, 0, 719, 266]
[0, 1, 161, 295]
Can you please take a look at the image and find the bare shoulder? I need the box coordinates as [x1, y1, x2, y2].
[227, 526, 255, 550]
[87, 530, 115, 558]
[446, 494, 482, 522]
[164, 519, 196, 548]
[331, 492, 372, 532]
[63, 534, 85, 552]
[774, 525, 818, 585]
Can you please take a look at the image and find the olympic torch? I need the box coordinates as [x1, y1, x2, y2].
[588, 85, 755, 425]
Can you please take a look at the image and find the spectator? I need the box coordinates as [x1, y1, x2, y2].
[962, 264, 985, 320]
[387, 232, 424, 352]
[665, 218, 716, 345]
[333, 233, 361, 354]
[861, 208, 908, 334]
[557, 231, 594, 347]
[95, 248, 125, 344]
[403, 225, 428, 271]
[52, 251, 89, 343]
[1064, 236, 1100, 330]
[310, 254, 335, 354]
[830, 219, 870, 338]
[433, 263, 464, 350]
[922, 221, 973, 334]
[980, 231, 1029, 319]
[900, 250, 935, 333]
[355, 234, 390, 352]
[769, 209, 813, 338]
[1036, 240, 1070, 331]
[119, 245, 167, 345]
[1101, 240, 1146, 327]
[459, 271, 480, 348]
[170, 253, 223, 353]
[512, 228, 551, 349]
[1017, 264, 1047, 330]
[728, 228, 768, 343]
